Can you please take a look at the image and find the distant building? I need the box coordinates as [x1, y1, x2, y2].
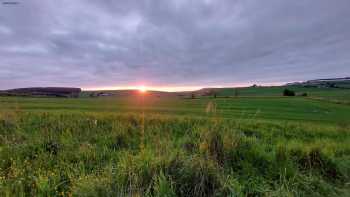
[286, 82, 302, 86]
[97, 92, 113, 97]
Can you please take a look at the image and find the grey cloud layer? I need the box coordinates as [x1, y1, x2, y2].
[1, 0, 350, 89]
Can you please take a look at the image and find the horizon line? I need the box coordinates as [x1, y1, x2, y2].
[82, 82, 286, 92]
[0, 82, 292, 92]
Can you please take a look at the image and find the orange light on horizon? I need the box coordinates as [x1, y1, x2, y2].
[83, 82, 271, 92]
[83, 85, 203, 92]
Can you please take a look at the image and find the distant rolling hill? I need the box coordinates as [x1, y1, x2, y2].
[81, 89, 191, 98]
[0, 87, 81, 97]
[2, 77, 349, 100]
[190, 78, 350, 103]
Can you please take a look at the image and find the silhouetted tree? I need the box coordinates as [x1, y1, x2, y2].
[234, 89, 239, 97]
[191, 93, 196, 99]
[208, 90, 217, 98]
[283, 89, 295, 96]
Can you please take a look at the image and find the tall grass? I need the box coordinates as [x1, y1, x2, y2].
[0, 111, 349, 196]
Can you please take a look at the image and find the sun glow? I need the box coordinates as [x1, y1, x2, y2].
[138, 86, 147, 93]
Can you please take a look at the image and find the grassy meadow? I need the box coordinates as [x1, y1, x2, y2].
[1, 88, 350, 196]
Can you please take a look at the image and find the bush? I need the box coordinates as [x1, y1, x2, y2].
[283, 89, 295, 96]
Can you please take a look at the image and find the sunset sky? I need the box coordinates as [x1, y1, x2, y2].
[0, 0, 349, 91]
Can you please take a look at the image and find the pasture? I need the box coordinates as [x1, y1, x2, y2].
[0, 92, 350, 196]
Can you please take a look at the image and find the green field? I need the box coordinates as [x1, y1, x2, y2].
[1, 95, 350, 123]
[1, 92, 350, 196]
[217, 86, 350, 100]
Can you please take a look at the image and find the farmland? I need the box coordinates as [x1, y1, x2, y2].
[1, 87, 350, 196]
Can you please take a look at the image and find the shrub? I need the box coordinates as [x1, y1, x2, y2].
[283, 89, 295, 96]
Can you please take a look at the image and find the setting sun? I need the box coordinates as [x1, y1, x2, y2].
[138, 86, 147, 93]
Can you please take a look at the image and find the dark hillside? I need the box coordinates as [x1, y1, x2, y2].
[0, 87, 81, 97]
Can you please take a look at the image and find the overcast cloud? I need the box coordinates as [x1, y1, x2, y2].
[0, 0, 349, 90]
